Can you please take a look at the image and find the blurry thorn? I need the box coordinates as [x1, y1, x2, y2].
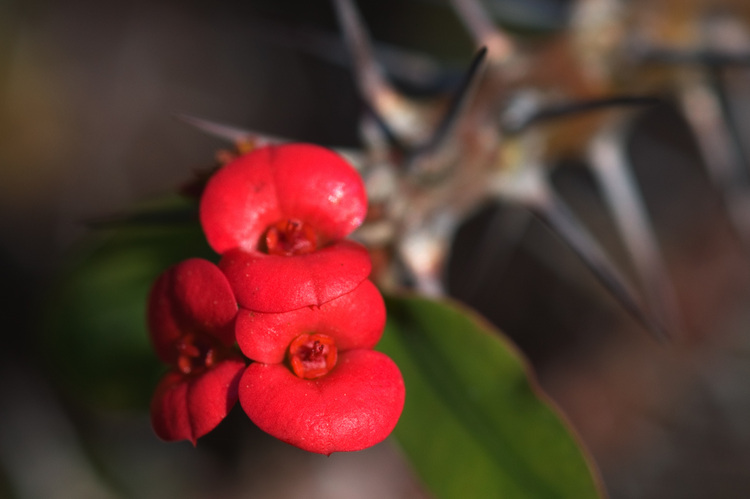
[681, 84, 739, 186]
[504, 95, 662, 134]
[449, 0, 515, 63]
[175, 113, 287, 146]
[455, 204, 531, 302]
[240, 16, 449, 93]
[494, 161, 667, 340]
[680, 82, 750, 246]
[361, 101, 410, 154]
[412, 47, 487, 159]
[331, 0, 401, 118]
[531, 190, 669, 341]
[636, 46, 750, 67]
[588, 123, 684, 336]
[706, 67, 750, 181]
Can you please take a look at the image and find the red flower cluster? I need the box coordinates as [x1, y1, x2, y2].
[147, 144, 405, 454]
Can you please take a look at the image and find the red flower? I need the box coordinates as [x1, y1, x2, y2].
[147, 142, 403, 453]
[147, 258, 245, 444]
[236, 280, 405, 454]
[200, 144, 368, 253]
[240, 350, 404, 455]
[235, 279, 385, 362]
[200, 144, 371, 312]
[220, 240, 371, 314]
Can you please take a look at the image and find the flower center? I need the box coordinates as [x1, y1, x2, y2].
[288, 333, 338, 379]
[264, 219, 318, 256]
[175, 333, 220, 375]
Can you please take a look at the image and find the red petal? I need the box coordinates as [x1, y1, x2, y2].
[200, 147, 281, 254]
[239, 350, 405, 455]
[200, 144, 367, 254]
[272, 144, 367, 241]
[220, 240, 372, 313]
[148, 258, 238, 364]
[236, 280, 385, 363]
[150, 358, 245, 444]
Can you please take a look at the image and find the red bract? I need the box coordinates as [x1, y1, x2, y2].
[235, 279, 385, 363]
[147, 258, 245, 444]
[235, 278, 402, 454]
[239, 349, 405, 455]
[200, 144, 368, 254]
[151, 358, 245, 444]
[148, 142, 403, 452]
[200, 143, 371, 313]
[220, 240, 372, 313]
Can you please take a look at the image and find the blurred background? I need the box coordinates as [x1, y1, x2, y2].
[2, 0, 750, 497]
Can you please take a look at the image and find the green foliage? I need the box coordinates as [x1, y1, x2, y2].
[379, 295, 603, 499]
[39, 192, 602, 497]
[41, 197, 213, 410]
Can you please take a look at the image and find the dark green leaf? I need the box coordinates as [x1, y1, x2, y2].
[41, 196, 213, 410]
[379, 295, 604, 499]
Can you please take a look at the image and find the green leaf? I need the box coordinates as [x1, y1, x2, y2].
[379, 295, 604, 499]
[41, 196, 214, 410]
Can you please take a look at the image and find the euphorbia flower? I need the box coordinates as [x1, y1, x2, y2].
[240, 350, 404, 455]
[147, 258, 245, 444]
[199, 143, 372, 313]
[200, 144, 368, 253]
[236, 280, 405, 454]
[235, 279, 385, 362]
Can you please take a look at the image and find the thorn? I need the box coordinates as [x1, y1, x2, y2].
[503, 95, 662, 134]
[531, 191, 670, 342]
[411, 47, 488, 159]
[705, 67, 750, 183]
[239, 16, 448, 93]
[360, 100, 409, 155]
[331, 0, 399, 116]
[493, 160, 668, 340]
[174, 114, 287, 147]
[588, 125, 684, 336]
[449, 0, 515, 63]
[679, 79, 750, 249]
[636, 46, 750, 68]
